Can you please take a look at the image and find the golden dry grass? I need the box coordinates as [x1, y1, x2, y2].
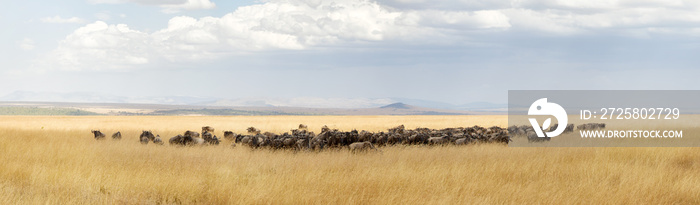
[0, 116, 699, 204]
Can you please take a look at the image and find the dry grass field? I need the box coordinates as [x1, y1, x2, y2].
[1, 116, 699, 204]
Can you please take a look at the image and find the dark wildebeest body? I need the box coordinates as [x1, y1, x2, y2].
[202, 126, 214, 134]
[282, 137, 296, 148]
[153, 135, 164, 145]
[169, 134, 188, 145]
[184, 130, 200, 138]
[455, 137, 472, 145]
[527, 131, 550, 142]
[140, 131, 155, 145]
[247, 127, 261, 135]
[428, 136, 449, 145]
[408, 133, 429, 145]
[111, 131, 121, 140]
[140, 136, 149, 144]
[349, 142, 377, 153]
[240, 134, 268, 148]
[92, 130, 106, 140]
[296, 138, 310, 150]
[298, 124, 308, 130]
[547, 123, 575, 134]
[310, 131, 328, 150]
[224, 131, 242, 141]
[202, 132, 220, 145]
[169, 132, 205, 146]
[240, 135, 253, 146]
[577, 123, 606, 130]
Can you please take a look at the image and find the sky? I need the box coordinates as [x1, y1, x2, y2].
[1, 0, 699, 106]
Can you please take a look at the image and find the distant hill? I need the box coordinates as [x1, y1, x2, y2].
[380, 103, 411, 109]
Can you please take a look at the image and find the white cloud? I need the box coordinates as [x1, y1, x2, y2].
[501, 6, 700, 35]
[379, 0, 698, 11]
[378, 0, 700, 35]
[44, 21, 151, 71]
[18, 38, 35, 51]
[401, 10, 511, 29]
[43, 0, 509, 71]
[39, 0, 700, 71]
[40, 16, 85, 24]
[378, 0, 513, 10]
[89, 0, 215, 13]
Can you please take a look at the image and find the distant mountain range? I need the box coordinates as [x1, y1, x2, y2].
[0, 91, 506, 112]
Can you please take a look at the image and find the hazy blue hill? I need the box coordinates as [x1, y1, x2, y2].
[380, 103, 412, 109]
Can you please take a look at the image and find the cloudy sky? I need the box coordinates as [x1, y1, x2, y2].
[1, 0, 699, 106]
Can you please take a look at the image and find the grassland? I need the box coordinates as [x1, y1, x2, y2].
[0, 116, 698, 204]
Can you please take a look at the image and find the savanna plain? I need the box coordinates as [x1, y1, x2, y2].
[1, 116, 699, 204]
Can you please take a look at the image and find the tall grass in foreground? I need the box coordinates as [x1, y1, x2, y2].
[0, 116, 698, 204]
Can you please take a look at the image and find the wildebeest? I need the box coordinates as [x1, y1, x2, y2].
[371, 132, 388, 146]
[140, 131, 155, 145]
[240, 135, 254, 147]
[577, 123, 606, 130]
[407, 133, 429, 145]
[140, 136, 149, 144]
[547, 123, 575, 133]
[247, 127, 261, 135]
[349, 142, 377, 152]
[169, 131, 206, 146]
[298, 124, 308, 130]
[428, 136, 449, 145]
[224, 131, 242, 141]
[526, 131, 550, 142]
[296, 138, 310, 150]
[508, 125, 531, 136]
[388, 125, 405, 135]
[91, 130, 106, 140]
[455, 137, 472, 145]
[153, 135, 164, 145]
[202, 126, 214, 134]
[310, 129, 329, 150]
[240, 134, 267, 148]
[282, 137, 296, 148]
[111, 131, 122, 140]
[169, 134, 188, 145]
[184, 130, 200, 138]
[507, 125, 549, 143]
[202, 132, 220, 145]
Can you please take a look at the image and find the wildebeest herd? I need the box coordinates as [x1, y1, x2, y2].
[91, 124, 511, 151]
[91, 122, 607, 151]
[508, 123, 606, 142]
